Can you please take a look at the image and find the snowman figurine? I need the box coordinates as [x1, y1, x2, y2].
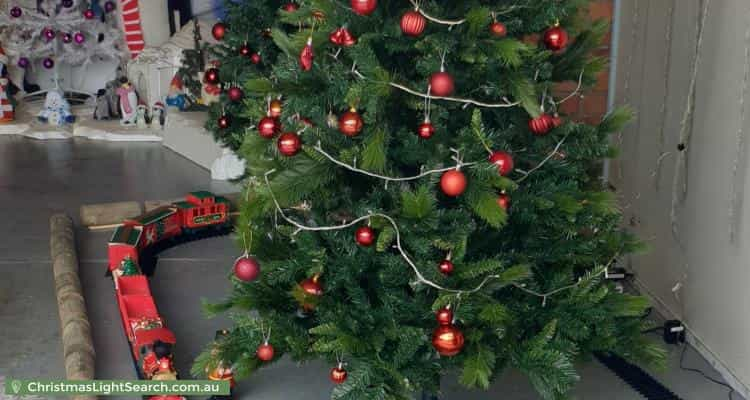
[136, 104, 149, 129]
[37, 90, 75, 126]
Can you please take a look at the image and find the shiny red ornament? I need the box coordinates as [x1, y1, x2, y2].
[277, 132, 302, 156]
[228, 87, 244, 102]
[257, 117, 279, 139]
[239, 43, 251, 57]
[429, 71, 454, 97]
[330, 365, 348, 384]
[329, 27, 357, 47]
[256, 343, 275, 361]
[438, 259, 454, 276]
[529, 113, 554, 136]
[355, 226, 376, 247]
[440, 170, 467, 197]
[497, 193, 510, 211]
[417, 121, 435, 139]
[269, 99, 283, 118]
[400, 10, 426, 37]
[212, 22, 227, 41]
[218, 114, 231, 129]
[204, 68, 220, 85]
[234, 255, 261, 282]
[432, 325, 465, 357]
[300, 275, 324, 296]
[490, 21, 507, 37]
[436, 308, 454, 326]
[282, 2, 299, 12]
[543, 25, 569, 51]
[300, 37, 314, 71]
[339, 108, 364, 137]
[350, 0, 377, 15]
[488, 151, 514, 176]
[83, 9, 95, 19]
[250, 52, 262, 64]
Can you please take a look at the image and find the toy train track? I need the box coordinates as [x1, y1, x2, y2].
[106, 191, 235, 400]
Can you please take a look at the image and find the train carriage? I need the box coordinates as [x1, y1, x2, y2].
[124, 206, 182, 248]
[109, 225, 142, 271]
[174, 191, 231, 231]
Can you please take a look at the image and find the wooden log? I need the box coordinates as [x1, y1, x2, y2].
[80, 201, 142, 227]
[50, 214, 96, 400]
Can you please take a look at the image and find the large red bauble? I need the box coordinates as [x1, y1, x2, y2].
[429, 71, 454, 97]
[489, 21, 507, 37]
[355, 226, 376, 246]
[417, 121, 435, 139]
[277, 132, 302, 156]
[256, 343, 275, 361]
[204, 68, 220, 85]
[339, 109, 364, 137]
[436, 307, 454, 326]
[497, 193, 510, 211]
[529, 113, 554, 136]
[218, 115, 230, 129]
[400, 10, 426, 37]
[234, 255, 261, 282]
[257, 117, 279, 139]
[300, 275, 324, 296]
[438, 259, 454, 275]
[350, 0, 377, 15]
[250, 53, 262, 64]
[269, 99, 283, 118]
[432, 325, 465, 357]
[543, 25, 569, 51]
[488, 151, 514, 176]
[212, 22, 227, 41]
[330, 366, 348, 384]
[440, 170, 467, 197]
[228, 87, 244, 102]
[239, 44, 251, 57]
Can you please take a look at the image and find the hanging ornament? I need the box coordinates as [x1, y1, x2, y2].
[489, 21, 507, 37]
[234, 255, 261, 282]
[10, 6, 22, 18]
[312, 10, 326, 21]
[74, 32, 86, 44]
[329, 27, 357, 47]
[239, 43, 251, 57]
[400, 9, 426, 37]
[83, 9, 95, 19]
[204, 68, 220, 85]
[438, 258, 454, 276]
[44, 28, 56, 41]
[212, 22, 227, 41]
[330, 364, 348, 384]
[43, 58, 55, 69]
[17, 58, 30, 69]
[299, 37, 314, 71]
[338, 108, 364, 137]
[497, 193, 510, 211]
[355, 226, 376, 247]
[62, 0, 74, 8]
[218, 114, 231, 129]
[258, 117, 279, 139]
[269, 99, 283, 118]
[282, 2, 299, 12]
[440, 169, 467, 197]
[298, 274, 323, 311]
[327, 111, 339, 128]
[61, 33, 73, 44]
[436, 307, 454, 326]
[543, 23, 569, 51]
[228, 87, 244, 102]
[430, 71, 454, 97]
[104, 1, 116, 13]
[277, 132, 302, 156]
[488, 151, 514, 176]
[417, 120, 435, 139]
[432, 324, 465, 356]
[256, 342, 275, 361]
[350, 0, 377, 16]
[529, 113, 554, 136]
[250, 53, 262, 65]
[551, 113, 563, 128]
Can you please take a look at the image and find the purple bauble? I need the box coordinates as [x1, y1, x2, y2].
[44, 28, 56, 41]
[61, 32, 73, 43]
[62, 0, 74, 7]
[74, 32, 85, 44]
[43, 58, 55, 69]
[18, 57, 30, 68]
[10, 6, 22, 18]
[104, 1, 116, 12]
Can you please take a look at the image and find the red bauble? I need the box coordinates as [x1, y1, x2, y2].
[234, 255, 261, 282]
[228, 87, 244, 102]
[83, 9, 95, 19]
[329, 27, 357, 47]
[438, 259, 454, 276]
[436, 308, 454, 326]
[488, 151, 514, 176]
[204, 68, 220, 85]
[355, 226, 376, 247]
[432, 325, 465, 357]
[239, 44, 251, 57]
[350, 0, 377, 15]
[339, 109, 364, 137]
[543, 25, 569, 51]
[429, 71, 454, 97]
[277, 132, 302, 156]
[250, 53, 262, 64]
[440, 170, 467, 197]
[300, 275, 324, 296]
[218, 114, 230, 129]
[529, 113, 554, 136]
[400, 10, 426, 37]
[489, 21, 507, 37]
[212, 22, 227, 40]
[283, 2, 299, 12]
[417, 121, 435, 139]
[300, 37, 314, 71]
[330, 366, 348, 384]
[497, 193, 510, 211]
[257, 117, 279, 139]
[256, 343, 275, 361]
[269, 99, 283, 118]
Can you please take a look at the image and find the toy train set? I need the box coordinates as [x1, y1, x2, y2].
[106, 191, 234, 399]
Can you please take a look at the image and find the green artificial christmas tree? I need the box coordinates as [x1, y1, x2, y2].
[120, 256, 139, 276]
[195, 1, 666, 399]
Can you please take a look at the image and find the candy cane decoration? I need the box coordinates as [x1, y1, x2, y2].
[119, 0, 145, 58]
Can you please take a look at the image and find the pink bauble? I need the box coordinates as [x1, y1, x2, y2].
[234, 255, 261, 282]
[74, 32, 85, 44]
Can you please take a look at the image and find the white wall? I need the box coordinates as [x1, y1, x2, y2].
[138, 0, 171, 47]
[611, 0, 750, 396]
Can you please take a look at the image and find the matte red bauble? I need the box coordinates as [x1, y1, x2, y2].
[228, 87, 244, 102]
[277, 132, 302, 156]
[417, 121, 435, 139]
[490, 21, 507, 37]
[204, 68, 220, 85]
[429, 71, 454, 97]
[218, 115, 230, 129]
[438, 259, 454, 275]
[488, 151, 514, 176]
[300, 275, 323, 296]
[432, 325, 465, 357]
[436, 308, 454, 326]
[355, 226, 376, 247]
[543, 25, 569, 51]
[350, 0, 377, 15]
[269, 99, 283, 118]
[300, 37, 314, 71]
[256, 343, 275, 361]
[329, 27, 357, 47]
[283, 2, 299, 12]
[250, 53, 262, 64]
[83, 9, 95, 19]
[400, 10, 426, 37]
[440, 170, 467, 197]
[257, 117, 279, 139]
[212, 22, 227, 40]
[529, 113, 554, 136]
[234, 255, 261, 282]
[497, 193, 510, 211]
[330, 366, 348, 384]
[239, 44, 251, 57]
[339, 109, 364, 137]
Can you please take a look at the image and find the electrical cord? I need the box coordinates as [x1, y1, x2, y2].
[678, 344, 736, 400]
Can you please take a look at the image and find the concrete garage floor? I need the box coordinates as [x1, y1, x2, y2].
[0, 135, 742, 400]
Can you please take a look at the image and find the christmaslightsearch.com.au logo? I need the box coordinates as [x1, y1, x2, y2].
[3, 379, 229, 396]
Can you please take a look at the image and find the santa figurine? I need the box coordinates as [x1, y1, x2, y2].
[116, 77, 138, 126]
[0, 45, 14, 123]
[165, 75, 187, 111]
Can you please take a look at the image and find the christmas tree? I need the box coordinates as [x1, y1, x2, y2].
[195, 1, 666, 399]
